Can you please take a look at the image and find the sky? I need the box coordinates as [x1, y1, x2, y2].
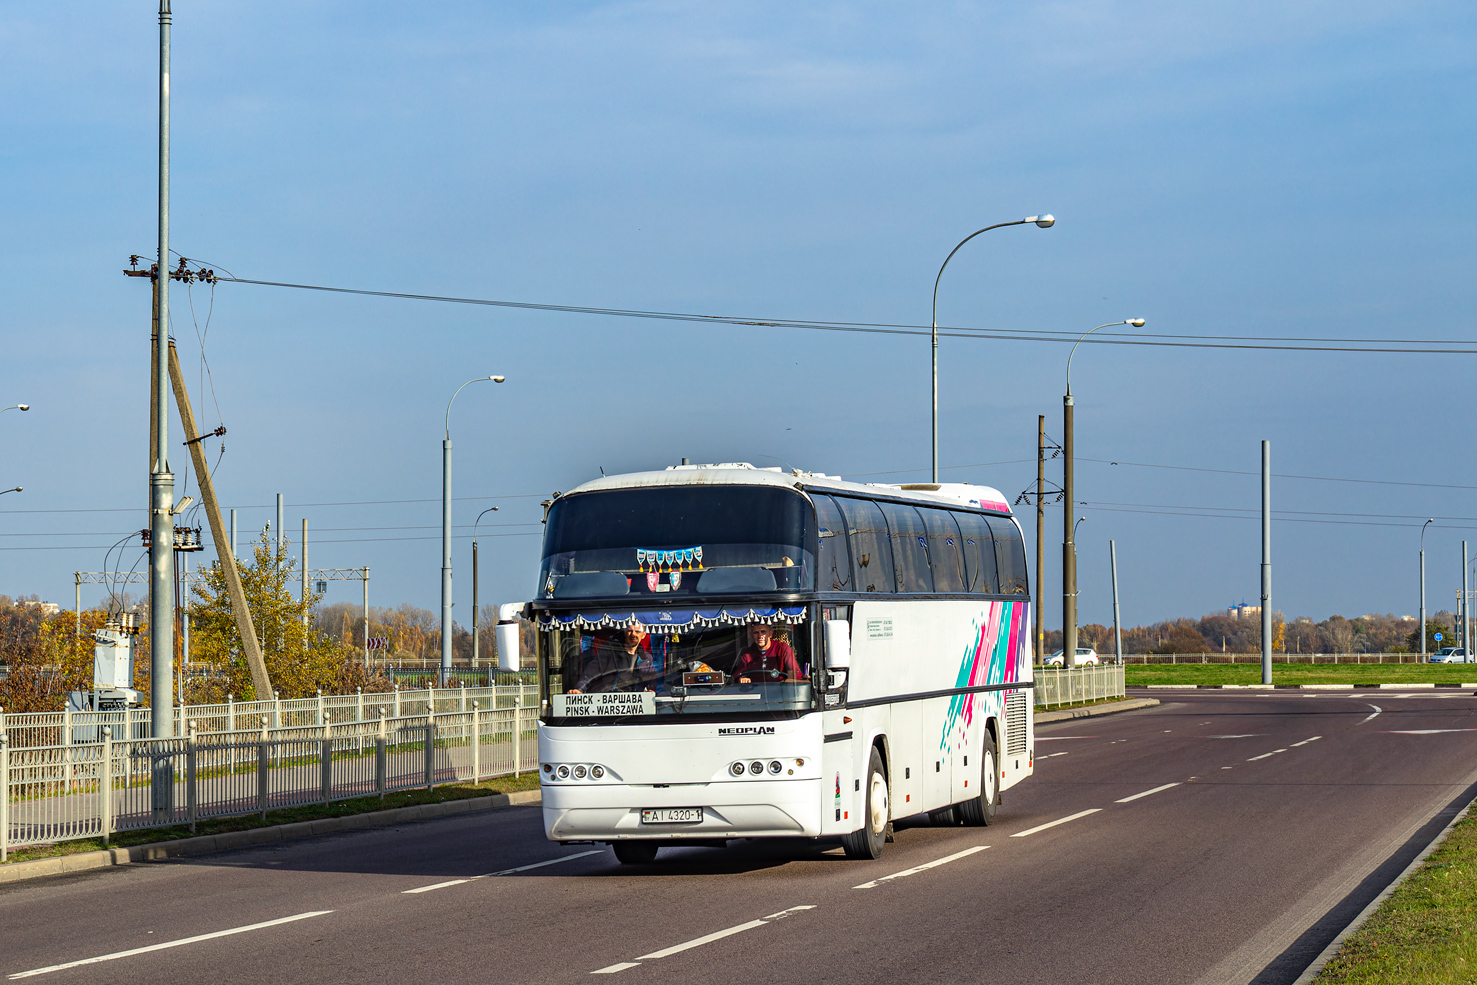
[3, 1, 1476, 632]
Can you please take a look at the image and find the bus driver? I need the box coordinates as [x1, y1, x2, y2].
[734, 622, 802, 683]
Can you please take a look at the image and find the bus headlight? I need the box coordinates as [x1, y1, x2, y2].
[590, 765, 605, 779]
[573, 765, 587, 779]
[730, 762, 746, 777]
[749, 761, 764, 775]
[768, 761, 782, 774]
[557, 765, 570, 779]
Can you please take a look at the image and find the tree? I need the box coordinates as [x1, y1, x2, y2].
[190, 533, 387, 700]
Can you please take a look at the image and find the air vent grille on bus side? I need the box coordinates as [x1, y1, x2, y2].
[1006, 691, 1028, 757]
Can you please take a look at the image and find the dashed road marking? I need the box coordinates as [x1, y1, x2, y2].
[402, 879, 469, 894]
[1247, 749, 1288, 761]
[8, 911, 334, 979]
[1115, 783, 1181, 804]
[853, 846, 988, 890]
[482, 849, 605, 877]
[592, 906, 817, 972]
[1291, 736, 1322, 747]
[1010, 809, 1102, 838]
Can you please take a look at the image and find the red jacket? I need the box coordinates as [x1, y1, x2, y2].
[734, 640, 801, 681]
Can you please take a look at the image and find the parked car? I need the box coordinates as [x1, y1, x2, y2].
[1430, 647, 1472, 663]
[1045, 647, 1100, 667]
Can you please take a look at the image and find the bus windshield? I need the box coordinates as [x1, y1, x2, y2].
[538, 486, 816, 600]
[539, 622, 815, 722]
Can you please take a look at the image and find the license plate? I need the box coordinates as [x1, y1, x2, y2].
[641, 808, 703, 824]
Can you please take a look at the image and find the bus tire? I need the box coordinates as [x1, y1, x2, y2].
[613, 841, 660, 864]
[842, 747, 889, 859]
[929, 806, 959, 826]
[959, 736, 998, 826]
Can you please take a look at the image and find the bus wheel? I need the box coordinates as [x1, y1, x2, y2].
[613, 841, 660, 864]
[842, 747, 889, 859]
[959, 737, 998, 826]
[929, 806, 960, 826]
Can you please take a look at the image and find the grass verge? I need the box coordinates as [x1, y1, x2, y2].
[1126, 663, 1477, 686]
[1316, 806, 1477, 983]
[1, 771, 541, 866]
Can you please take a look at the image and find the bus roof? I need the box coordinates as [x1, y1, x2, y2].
[558, 463, 1014, 516]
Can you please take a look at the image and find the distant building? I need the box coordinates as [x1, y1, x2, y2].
[1225, 603, 1261, 620]
[19, 600, 60, 616]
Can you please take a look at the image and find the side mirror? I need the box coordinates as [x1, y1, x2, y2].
[495, 622, 520, 673]
[824, 619, 850, 670]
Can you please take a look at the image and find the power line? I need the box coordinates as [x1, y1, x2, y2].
[219, 274, 1477, 355]
[1080, 457, 1477, 492]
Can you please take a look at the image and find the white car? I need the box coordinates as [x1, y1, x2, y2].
[1045, 647, 1100, 667]
[1430, 647, 1472, 663]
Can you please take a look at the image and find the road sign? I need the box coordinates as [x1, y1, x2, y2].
[1435, 633, 1443, 642]
[366, 636, 389, 650]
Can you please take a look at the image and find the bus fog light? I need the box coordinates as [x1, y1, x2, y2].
[557, 765, 570, 779]
[749, 761, 763, 775]
[590, 765, 604, 779]
[730, 762, 746, 777]
[768, 761, 782, 774]
[573, 765, 587, 779]
[542, 764, 552, 774]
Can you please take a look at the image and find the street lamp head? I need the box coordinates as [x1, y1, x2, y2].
[16, 404, 28, 411]
[1027, 214, 1055, 228]
[490, 376, 505, 383]
[1127, 319, 1145, 328]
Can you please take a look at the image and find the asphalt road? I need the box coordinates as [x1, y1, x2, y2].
[4, 689, 1476, 985]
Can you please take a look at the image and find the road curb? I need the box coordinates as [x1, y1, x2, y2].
[1134, 684, 1471, 691]
[0, 789, 542, 887]
[1290, 790, 1477, 984]
[1034, 697, 1159, 724]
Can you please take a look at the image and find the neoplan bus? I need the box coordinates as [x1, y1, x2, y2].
[528, 463, 1035, 864]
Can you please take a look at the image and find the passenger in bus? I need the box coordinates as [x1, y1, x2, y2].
[734, 623, 802, 683]
[568, 627, 656, 693]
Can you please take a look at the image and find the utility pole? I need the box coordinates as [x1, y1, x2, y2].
[472, 539, 480, 667]
[229, 508, 237, 557]
[1036, 415, 1046, 662]
[276, 494, 284, 567]
[149, 0, 176, 740]
[1420, 518, 1432, 663]
[362, 566, 370, 668]
[1062, 388, 1076, 667]
[1261, 440, 1272, 685]
[1464, 541, 1470, 657]
[1110, 540, 1122, 665]
[301, 518, 309, 627]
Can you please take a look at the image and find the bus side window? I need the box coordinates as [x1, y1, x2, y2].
[987, 516, 1029, 595]
[813, 495, 854, 592]
[921, 508, 966, 593]
[836, 497, 895, 594]
[880, 502, 934, 593]
[954, 512, 998, 594]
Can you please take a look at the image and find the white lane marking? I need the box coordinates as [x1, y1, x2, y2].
[1044, 752, 1069, 758]
[1361, 704, 1382, 723]
[1010, 808, 1102, 838]
[402, 879, 469, 894]
[852, 846, 988, 889]
[591, 963, 642, 975]
[7, 911, 333, 979]
[481, 849, 604, 877]
[1207, 734, 1262, 739]
[1036, 736, 1094, 741]
[1247, 749, 1288, 761]
[1383, 728, 1477, 734]
[1115, 783, 1181, 804]
[761, 905, 815, 921]
[1291, 736, 1323, 747]
[636, 920, 768, 960]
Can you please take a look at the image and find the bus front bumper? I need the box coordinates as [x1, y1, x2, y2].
[541, 778, 822, 841]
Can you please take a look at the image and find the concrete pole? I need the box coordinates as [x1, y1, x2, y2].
[1110, 540, 1122, 665]
[276, 494, 284, 567]
[301, 518, 309, 627]
[1261, 441, 1272, 685]
[149, 0, 176, 738]
[1464, 542, 1470, 658]
[362, 567, 370, 668]
[1062, 391, 1076, 667]
[472, 539, 480, 667]
[1420, 519, 1431, 662]
[441, 435, 453, 685]
[74, 575, 81, 636]
[1035, 415, 1046, 662]
[229, 508, 237, 558]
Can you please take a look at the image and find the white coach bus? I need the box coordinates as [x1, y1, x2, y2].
[529, 463, 1035, 863]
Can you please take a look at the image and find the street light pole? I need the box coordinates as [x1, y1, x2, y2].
[1062, 319, 1143, 675]
[1110, 539, 1123, 665]
[442, 375, 505, 685]
[471, 506, 500, 669]
[930, 214, 1054, 483]
[0, 404, 29, 414]
[1420, 518, 1433, 662]
[149, 0, 176, 740]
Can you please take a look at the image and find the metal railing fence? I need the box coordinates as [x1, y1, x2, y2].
[1, 702, 538, 860]
[1118, 652, 1437, 664]
[1034, 665, 1126, 709]
[0, 683, 538, 749]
